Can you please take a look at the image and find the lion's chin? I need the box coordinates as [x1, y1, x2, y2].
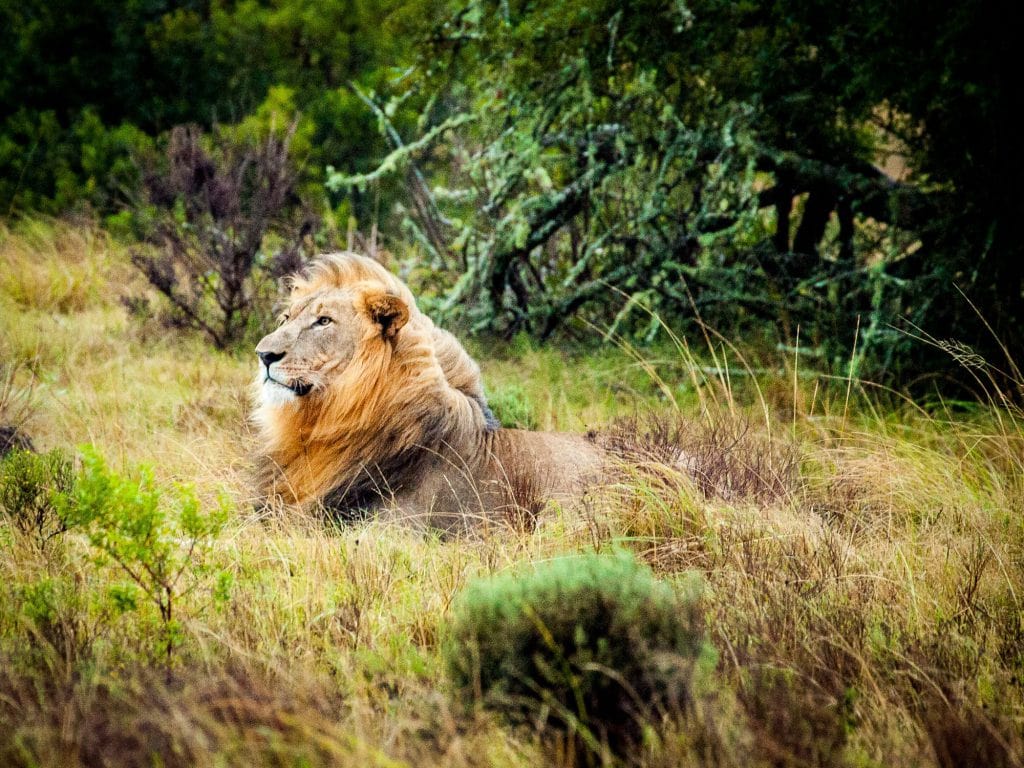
[260, 379, 309, 407]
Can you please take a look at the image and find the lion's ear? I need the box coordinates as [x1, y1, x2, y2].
[363, 291, 410, 339]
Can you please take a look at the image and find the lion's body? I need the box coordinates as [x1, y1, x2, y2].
[253, 253, 602, 531]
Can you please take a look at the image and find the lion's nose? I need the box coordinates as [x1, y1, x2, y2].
[258, 350, 285, 368]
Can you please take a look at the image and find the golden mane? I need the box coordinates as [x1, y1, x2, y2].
[289, 253, 494, 417]
[286, 251, 415, 307]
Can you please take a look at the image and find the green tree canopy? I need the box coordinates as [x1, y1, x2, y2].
[0, 0, 434, 215]
[337, 0, 1019, 385]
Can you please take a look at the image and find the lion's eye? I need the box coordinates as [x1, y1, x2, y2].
[278, 314, 289, 326]
[316, 316, 332, 326]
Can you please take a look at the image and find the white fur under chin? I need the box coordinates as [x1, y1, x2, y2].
[259, 379, 298, 407]
[252, 378, 299, 432]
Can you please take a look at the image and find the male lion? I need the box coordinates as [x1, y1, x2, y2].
[253, 252, 603, 532]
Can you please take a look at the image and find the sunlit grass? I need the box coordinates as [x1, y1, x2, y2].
[0, 217, 127, 314]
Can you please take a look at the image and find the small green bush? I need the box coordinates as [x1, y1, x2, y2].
[486, 383, 538, 430]
[59, 446, 231, 668]
[445, 551, 707, 757]
[0, 448, 75, 543]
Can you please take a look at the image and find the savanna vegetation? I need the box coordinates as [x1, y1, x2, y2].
[2, 0, 1022, 765]
[2, 219, 1022, 766]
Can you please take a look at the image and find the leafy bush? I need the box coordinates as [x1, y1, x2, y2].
[0, 107, 155, 214]
[12, 573, 109, 673]
[0, 448, 75, 544]
[445, 551, 707, 758]
[59, 447, 231, 668]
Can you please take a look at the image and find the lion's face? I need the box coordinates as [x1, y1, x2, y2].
[255, 283, 409, 407]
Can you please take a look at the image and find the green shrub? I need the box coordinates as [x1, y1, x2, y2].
[58, 446, 231, 668]
[0, 448, 75, 544]
[12, 574, 106, 670]
[445, 551, 708, 757]
[486, 384, 538, 430]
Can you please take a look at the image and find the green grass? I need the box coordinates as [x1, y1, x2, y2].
[1, 217, 1022, 767]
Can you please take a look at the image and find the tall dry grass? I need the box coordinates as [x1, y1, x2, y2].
[0, 218, 1022, 766]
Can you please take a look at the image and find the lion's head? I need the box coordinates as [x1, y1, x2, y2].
[253, 252, 497, 508]
[254, 270, 410, 406]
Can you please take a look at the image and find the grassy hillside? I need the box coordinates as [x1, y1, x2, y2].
[1, 218, 1022, 767]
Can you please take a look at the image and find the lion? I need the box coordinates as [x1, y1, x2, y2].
[253, 252, 604, 532]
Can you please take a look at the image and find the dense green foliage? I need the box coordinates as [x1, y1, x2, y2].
[2, 0, 1018, 385]
[340, 0, 1020, 384]
[445, 552, 707, 756]
[0, 0, 428, 217]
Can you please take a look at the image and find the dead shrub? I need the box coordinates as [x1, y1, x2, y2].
[596, 412, 799, 505]
[129, 122, 317, 349]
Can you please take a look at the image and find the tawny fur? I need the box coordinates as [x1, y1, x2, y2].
[254, 252, 602, 531]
